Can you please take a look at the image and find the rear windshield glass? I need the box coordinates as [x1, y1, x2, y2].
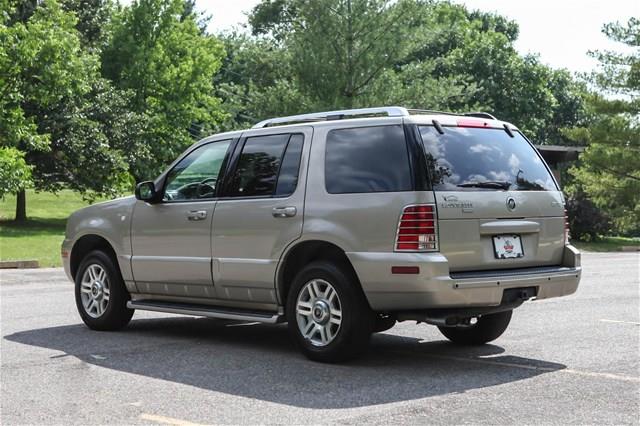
[418, 126, 557, 191]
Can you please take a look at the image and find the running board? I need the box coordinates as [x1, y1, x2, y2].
[127, 300, 284, 324]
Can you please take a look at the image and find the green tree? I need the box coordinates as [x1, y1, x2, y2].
[238, 0, 586, 141]
[59, 0, 115, 49]
[215, 32, 312, 130]
[102, 0, 226, 179]
[0, 147, 32, 199]
[566, 18, 640, 235]
[0, 0, 106, 220]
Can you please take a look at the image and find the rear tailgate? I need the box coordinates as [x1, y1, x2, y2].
[436, 190, 565, 271]
[417, 122, 566, 272]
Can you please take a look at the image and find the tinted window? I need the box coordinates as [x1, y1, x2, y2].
[325, 125, 412, 194]
[163, 140, 231, 201]
[419, 126, 556, 191]
[275, 134, 304, 196]
[227, 134, 290, 197]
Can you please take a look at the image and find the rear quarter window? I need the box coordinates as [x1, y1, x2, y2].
[418, 126, 557, 191]
[325, 125, 412, 194]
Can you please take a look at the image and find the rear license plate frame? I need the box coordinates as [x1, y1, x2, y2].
[492, 234, 524, 259]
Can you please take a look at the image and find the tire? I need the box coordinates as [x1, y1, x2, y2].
[75, 250, 134, 331]
[286, 261, 373, 362]
[373, 314, 396, 333]
[438, 310, 512, 345]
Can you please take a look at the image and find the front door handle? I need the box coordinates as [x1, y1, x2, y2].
[272, 206, 297, 218]
[187, 210, 207, 221]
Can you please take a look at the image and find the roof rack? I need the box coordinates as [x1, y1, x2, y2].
[464, 112, 497, 120]
[252, 106, 497, 128]
[252, 106, 410, 128]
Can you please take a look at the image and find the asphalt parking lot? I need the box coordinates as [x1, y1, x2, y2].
[1, 252, 639, 425]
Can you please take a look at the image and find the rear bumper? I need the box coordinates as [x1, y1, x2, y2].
[347, 245, 581, 311]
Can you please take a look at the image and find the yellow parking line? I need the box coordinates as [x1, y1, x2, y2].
[139, 413, 206, 426]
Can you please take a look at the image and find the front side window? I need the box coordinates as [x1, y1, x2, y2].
[419, 126, 557, 191]
[325, 125, 412, 194]
[163, 140, 231, 201]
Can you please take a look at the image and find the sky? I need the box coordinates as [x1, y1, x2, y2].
[197, 0, 639, 74]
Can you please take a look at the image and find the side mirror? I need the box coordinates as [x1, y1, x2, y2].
[135, 181, 158, 202]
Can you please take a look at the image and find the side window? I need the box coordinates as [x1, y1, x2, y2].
[275, 134, 304, 196]
[163, 140, 231, 201]
[325, 125, 412, 194]
[226, 134, 299, 197]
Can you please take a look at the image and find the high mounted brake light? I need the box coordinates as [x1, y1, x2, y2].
[456, 118, 491, 128]
[395, 204, 438, 252]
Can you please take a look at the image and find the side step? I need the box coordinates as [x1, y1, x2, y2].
[127, 300, 284, 324]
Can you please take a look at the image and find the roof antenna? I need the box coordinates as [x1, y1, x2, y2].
[433, 119, 445, 135]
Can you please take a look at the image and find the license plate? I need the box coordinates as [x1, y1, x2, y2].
[492, 234, 524, 259]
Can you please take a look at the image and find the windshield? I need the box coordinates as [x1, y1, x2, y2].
[418, 126, 557, 191]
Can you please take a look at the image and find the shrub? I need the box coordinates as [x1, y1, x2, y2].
[566, 191, 611, 241]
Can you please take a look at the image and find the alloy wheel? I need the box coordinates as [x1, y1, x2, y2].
[296, 279, 342, 346]
[80, 264, 110, 318]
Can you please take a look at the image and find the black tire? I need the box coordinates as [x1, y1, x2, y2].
[286, 261, 373, 362]
[75, 250, 134, 331]
[373, 314, 396, 333]
[438, 310, 512, 345]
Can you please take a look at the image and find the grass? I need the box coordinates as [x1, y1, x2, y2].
[572, 236, 640, 253]
[0, 190, 101, 267]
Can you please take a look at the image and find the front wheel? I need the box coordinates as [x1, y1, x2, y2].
[286, 261, 373, 362]
[438, 310, 512, 345]
[75, 250, 134, 331]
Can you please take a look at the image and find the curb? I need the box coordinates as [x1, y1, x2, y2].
[0, 260, 40, 269]
[621, 246, 640, 252]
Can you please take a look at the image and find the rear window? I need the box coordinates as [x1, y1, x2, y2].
[418, 126, 557, 191]
[325, 125, 412, 194]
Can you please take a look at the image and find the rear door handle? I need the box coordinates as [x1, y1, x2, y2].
[272, 206, 297, 218]
[187, 210, 207, 221]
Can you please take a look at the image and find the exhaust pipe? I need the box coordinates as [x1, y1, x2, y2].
[397, 313, 473, 327]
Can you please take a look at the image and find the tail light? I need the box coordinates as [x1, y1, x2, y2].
[564, 208, 570, 244]
[395, 204, 438, 252]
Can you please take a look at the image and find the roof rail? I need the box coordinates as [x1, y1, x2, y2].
[406, 108, 459, 117]
[464, 112, 497, 120]
[252, 106, 410, 128]
[252, 107, 499, 128]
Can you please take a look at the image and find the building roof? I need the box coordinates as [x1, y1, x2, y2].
[535, 145, 585, 164]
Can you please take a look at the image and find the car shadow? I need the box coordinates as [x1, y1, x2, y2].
[5, 316, 566, 409]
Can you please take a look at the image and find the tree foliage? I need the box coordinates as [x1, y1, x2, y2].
[220, 0, 587, 141]
[0, 0, 227, 220]
[0, 0, 113, 218]
[102, 0, 226, 178]
[0, 147, 32, 197]
[566, 18, 640, 235]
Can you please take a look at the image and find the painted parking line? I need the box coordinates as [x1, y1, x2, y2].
[393, 351, 640, 383]
[139, 413, 205, 426]
[599, 319, 640, 326]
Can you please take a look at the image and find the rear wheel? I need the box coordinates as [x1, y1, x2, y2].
[286, 261, 373, 362]
[75, 250, 134, 331]
[438, 310, 512, 345]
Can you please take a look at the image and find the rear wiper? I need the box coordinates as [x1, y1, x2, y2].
[457, 180, 512, 190]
